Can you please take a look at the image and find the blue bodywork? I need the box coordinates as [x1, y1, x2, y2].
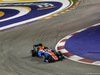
[38, 49, 53, 57]
[38, 49, 58, 62]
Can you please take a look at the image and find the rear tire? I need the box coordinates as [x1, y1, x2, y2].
[42, 55, 46, 62]
[31, 50, 36, 57]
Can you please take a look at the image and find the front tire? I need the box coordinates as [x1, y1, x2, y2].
[42, 55, 53, 63]
[57, 51, 64, 60]
[47, 56, 52, 63]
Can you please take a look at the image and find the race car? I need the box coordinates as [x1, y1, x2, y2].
[30, 43, 64, 63]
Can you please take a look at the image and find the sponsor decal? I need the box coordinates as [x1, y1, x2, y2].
[0, 0, 80, 31]
[0, 2, 63, 30]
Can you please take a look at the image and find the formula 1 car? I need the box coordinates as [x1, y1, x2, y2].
[30, 43, 64, 63]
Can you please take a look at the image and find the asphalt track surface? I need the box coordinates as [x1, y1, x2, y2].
[0, 0, 100, 75]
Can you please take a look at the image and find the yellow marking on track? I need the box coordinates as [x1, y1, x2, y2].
[1, 6, 31, 12]
[0, 11, 5, 17]
[37, 6, 56, 10]
[0, 0, 41, 3]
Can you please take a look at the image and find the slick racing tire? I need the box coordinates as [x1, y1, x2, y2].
[57, 51, 64, 60]
[42, 55, 46, 62]
[31, 50, 36, 57]
[42, 55, 53, 63]
[47, 56, 54, 63]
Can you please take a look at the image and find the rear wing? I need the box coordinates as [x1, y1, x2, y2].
[33, 43, 43, 47]
[33, 43, 43, 51]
